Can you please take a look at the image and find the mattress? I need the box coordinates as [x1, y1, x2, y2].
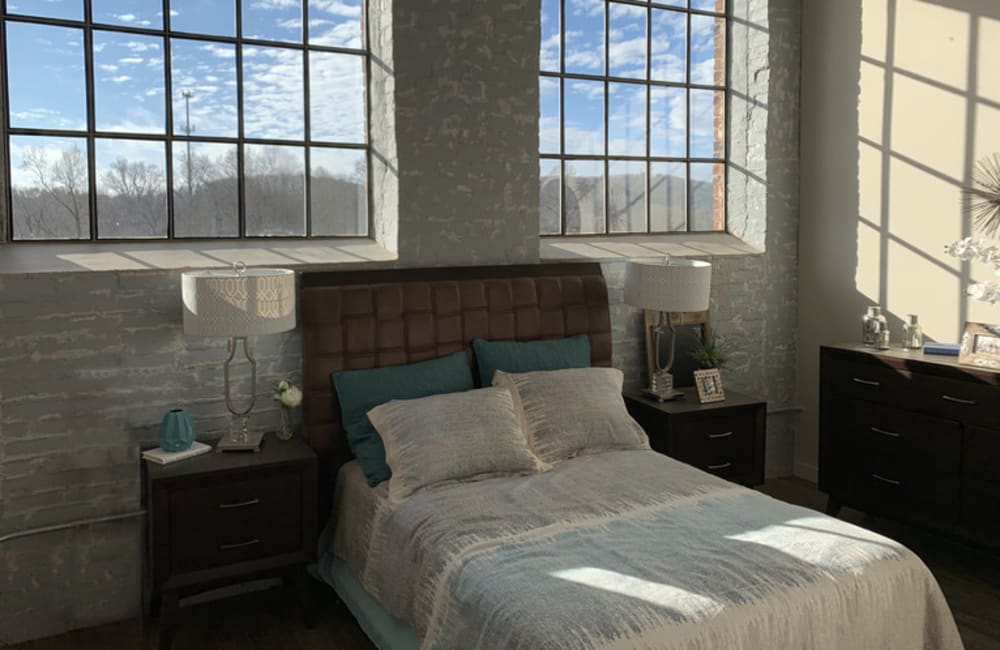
[330, 450, 962, 650]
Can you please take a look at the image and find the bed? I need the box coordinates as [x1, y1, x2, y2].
[299, 263, 962, 650]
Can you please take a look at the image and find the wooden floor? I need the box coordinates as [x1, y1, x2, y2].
[8, 478, 1000, 650]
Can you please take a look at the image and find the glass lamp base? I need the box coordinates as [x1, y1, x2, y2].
[643, 370, 684, 402]
[215, 415, 265, 452]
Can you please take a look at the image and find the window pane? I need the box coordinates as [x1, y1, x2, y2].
[608, 83, 645, 156]
[308, 0, 362, 48]
[6, 0, 81, 20]
[96, 139, 168, 238]
[650, 161, 685, 231]
[539, 77, 560, 155]
[243, 46, 304, 140]
[311, 147, 367, 236]
[657, 0, 686, 7]
[690, 89, 724, 158]
[171, 39, 239, 138]
[690, 14, 725, 85]
[608, 2, 646, 80]
[6, 23, 87, 130]
[564, 160, 603, 234]
[565, 0, 604, 75]
[540, 0, 560, 73]
[564, 80, 603, 156]
[650, 9, 685, 82]
[92, 0, 162, 28]
[244, 144, 305, 236]
[649, 86, 685, 157]
[9, 136, 90, 240]
[242, 0, 302, 43]
[310, 52, 365, 144]
[540, 159, 561, 235]
[691, 0, 722, 12]
[690, 162, 724, 231]
[608, 160, 645, 233]
[93, 31, 165, 133]
[170, 0, 236, 36]
[173, 141, 238, 237]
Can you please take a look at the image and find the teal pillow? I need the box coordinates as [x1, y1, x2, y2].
[472, 335, 591, 386]
[333, 351, 475, 486]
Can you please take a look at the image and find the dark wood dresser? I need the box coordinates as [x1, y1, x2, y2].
[625, 387, 766, 487]
[819, 344, 1000, 546]
[144, 434, 317, 649]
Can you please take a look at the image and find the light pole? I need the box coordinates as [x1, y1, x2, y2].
[181, 90, 195, 196]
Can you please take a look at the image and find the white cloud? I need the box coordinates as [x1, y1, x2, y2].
[119, 56, 144, 65]
[110, 75, 132, 83]
[116, 13, 136, 23]
[99, 63, 119, 72]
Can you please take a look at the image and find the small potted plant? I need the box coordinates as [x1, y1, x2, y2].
[691, 335, 729, 370]
[274, 379, 303, 440]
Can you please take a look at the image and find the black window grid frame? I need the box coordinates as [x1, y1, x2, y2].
[0, 0, 373, 242]
[540, 0, 731, 236]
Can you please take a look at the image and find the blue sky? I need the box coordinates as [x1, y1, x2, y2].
[540, 0, 724, 161]
[5, 0, 365, 187]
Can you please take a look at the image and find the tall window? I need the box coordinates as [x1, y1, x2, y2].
[540, 0, 727, 235]
[1, 0, 367, 241]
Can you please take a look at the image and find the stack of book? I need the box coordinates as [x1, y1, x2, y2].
[142, 441, 212, 465]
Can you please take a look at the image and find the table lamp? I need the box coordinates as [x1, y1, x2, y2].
[182, 262, 296, 451]
[625, 258, 712, 401]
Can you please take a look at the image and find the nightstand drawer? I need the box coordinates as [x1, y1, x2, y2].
[674, 414, 756, 478]
[170, 473, 303, 573]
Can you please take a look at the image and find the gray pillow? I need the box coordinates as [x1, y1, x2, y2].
[367, 387, 548, 503]
[493, 367, 650, 463]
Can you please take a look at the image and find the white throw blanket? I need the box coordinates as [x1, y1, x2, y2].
[335, 450, 963, 650]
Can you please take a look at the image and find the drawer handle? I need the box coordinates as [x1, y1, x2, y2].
[852, 377, 881, 387]
[708, 431, 734, 439]
[870, 426, 901, 438]
[708, 462, 732, 470]
[941, 394, 976, 406]
[219, 538, 260, 550]
[218, 498, 260, 510]
[871, 473, 901, 486]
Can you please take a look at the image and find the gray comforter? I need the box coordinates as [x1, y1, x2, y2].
[334, 450, 962, 650]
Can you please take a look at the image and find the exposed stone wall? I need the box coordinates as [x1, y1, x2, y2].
[0, 0, 800, 643]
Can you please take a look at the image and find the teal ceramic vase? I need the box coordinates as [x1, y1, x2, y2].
[159, 408, 195, 452]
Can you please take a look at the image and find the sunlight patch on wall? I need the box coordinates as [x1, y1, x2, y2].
[861, 0, 889, 61]
[887, 240, 961, 341]
[891, 74, 966, 180]
[856, 218, 882, 304]
[974, 102, 1000, 163]
[859, 61, 886, 143]
[894, 0, 969, 91]
[979, 16, 1000, 100]
[888, 157, 962, 262]
[858, 141, 882, 227]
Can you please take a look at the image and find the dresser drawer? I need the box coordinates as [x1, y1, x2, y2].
[913, 375, 1000, 427]
[847, 402, 961, 509]
[962, 480, 1000, 535]
[964, 426, 1000, 484]
[830, 358, 913, 409]
[170, 473, 302, 573]
[674, 413, 756, 479]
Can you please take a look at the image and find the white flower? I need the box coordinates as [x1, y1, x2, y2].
[280, 386, 303, 408]
[277, 379, 290, 392]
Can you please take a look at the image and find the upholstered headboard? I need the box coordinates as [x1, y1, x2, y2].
[299, 263, 612, 516]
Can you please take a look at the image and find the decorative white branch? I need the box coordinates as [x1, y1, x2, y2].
[945, 237, 1000, 304]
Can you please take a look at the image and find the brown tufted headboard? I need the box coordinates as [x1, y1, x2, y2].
[299, 263, 612, 517]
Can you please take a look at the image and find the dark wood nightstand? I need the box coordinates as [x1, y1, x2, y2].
[625, 387, 766, 486]
[143, 434, 317, 650]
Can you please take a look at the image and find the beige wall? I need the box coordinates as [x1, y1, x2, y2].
[797, 0, 1000, 479]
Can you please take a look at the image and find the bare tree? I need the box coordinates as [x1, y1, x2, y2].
[101, 157, 166, 236]
[18, 145, 89, 238]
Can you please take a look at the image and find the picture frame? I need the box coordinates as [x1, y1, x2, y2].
[958, 321, 1000, 370]
[693, 368, 726, 404]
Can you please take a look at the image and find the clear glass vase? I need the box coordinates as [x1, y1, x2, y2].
[277, 405, 294, 440]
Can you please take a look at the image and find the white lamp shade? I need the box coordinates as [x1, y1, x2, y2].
[182, 268, 296, 337]
[624, 259, 712, 312]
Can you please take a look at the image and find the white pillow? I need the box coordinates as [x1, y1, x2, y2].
[367, 387, 548, 503]
[493, 367, 650, 463]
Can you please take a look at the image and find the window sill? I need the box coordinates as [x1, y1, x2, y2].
[539, 232, 763, 262]
[0, 239, 397, 275]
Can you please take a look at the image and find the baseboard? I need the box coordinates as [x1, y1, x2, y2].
[793, 460, 818, 483]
